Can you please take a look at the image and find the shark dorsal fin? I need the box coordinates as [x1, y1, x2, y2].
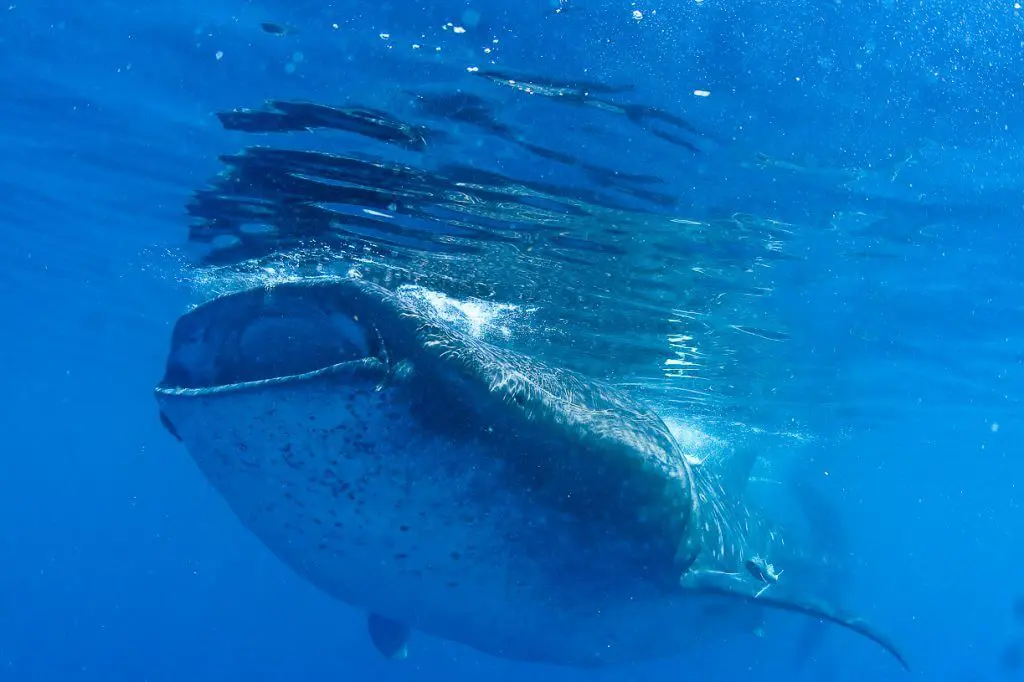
[696, 443, 759, 500]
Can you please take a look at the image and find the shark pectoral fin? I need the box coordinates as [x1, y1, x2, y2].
[159, 411, 182, 442]
[749, 590, 909, 672]
[680, 571, 909, 672]
[366, 613, 411, 661]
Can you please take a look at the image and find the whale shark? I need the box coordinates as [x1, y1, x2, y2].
[154, 276, 908, 671]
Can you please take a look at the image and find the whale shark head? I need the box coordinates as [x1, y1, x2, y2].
[159, 277, 704, 568]
[159, 278, 405, 397]
[154, 277, 907, 672]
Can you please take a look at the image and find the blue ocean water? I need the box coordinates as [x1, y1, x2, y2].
[2, 0, 1022, 680]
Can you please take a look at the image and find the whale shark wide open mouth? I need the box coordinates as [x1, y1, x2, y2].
[157, 281, 388, 394]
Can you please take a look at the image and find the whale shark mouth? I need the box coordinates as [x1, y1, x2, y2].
[158, 282, 387, 394]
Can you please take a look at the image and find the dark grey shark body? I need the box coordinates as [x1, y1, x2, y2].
[154, 277, 907, 670]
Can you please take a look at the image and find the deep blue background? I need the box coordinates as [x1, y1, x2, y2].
[2, 1, 1022, 680]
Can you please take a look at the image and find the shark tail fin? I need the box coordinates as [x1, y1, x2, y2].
[680, 570, 909, 672]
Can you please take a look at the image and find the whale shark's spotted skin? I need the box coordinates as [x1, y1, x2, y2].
[160, 367, 738, 664]
[155, 277, 907, 670]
